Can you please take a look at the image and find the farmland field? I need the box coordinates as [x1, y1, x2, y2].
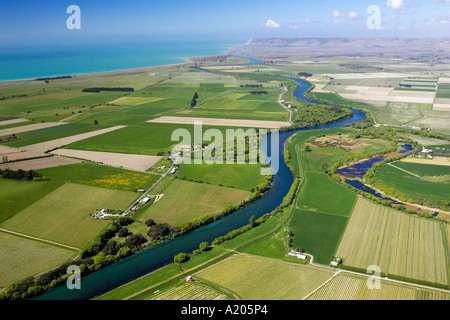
[179, 162, 265, 191]
[0, 232, 76, 287]
[289, 209, 349, 265]
[195, 254, 335, 300]
[0, 179, 63, 223]
[335, 197, 449, 287]
[0, 156, 80, 171]
[375, 162, 450, 201]
[149, 282, 229, 300]
[50, 149, 162, 172]
[139, 179, 250, 227]
[0, 183, 138, 248]
[37, 162, 160, 192]
[307, 273, 450, 300]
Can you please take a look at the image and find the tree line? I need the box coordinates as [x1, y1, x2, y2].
[0, 168, 44, 181]
[82, 87, 135, 93]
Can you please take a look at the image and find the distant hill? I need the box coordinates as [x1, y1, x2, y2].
[246, 37, 450, 52]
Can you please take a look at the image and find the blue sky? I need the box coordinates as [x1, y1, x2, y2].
[0, 0, 449, 46]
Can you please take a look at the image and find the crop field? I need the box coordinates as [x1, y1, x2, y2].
[109, 96, 166, 106]
[437, 84, 450, 99]
[0, 121, 67, 137]
[289, 208, 349, 265]
[51, 149, 162, 172]
[149, 283, 229, 300]
[0, 231, 76, 287]
[139, 179, 250, 227]
[147, 116, 290, 128]
[0, 183, 138, 248]
[0, 156, 80, 171]
[401, 157, 450, 166]
[307, 273, 449, 300]
[37, 162, 159, 192]
[21, 125, 126, 153]
[335, 198, 449, 287]
[0, 179, 63, 223]
[66, 122, 272, 156]
[179, 163, 265, 191]
[2, 123, 107, 148]
[376, 162, 450, 201]
[0, 118, 29, 127]
[195, 254, 335, 300]
[392, 161, 449, 177]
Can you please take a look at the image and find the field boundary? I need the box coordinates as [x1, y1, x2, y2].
[388, 162, 420, 177]
[0, 228, 81, 251]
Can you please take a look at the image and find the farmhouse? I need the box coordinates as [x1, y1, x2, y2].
[288, 250, 307, 260]
[140, 197, 150, 204]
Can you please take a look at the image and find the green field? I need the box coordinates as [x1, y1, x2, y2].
[0, 232, 76, 287]
[65, 122, 261, 156]
[195, 254, 335, 300]
[37, 162, 160, 192]
[0, 179, 63, 223]
[394, 161, 450, 176]
[289, 209, 349, 265]
[335, 197, 449, 287]
[0, 183, 138, 248]
[179, 162, 265, 191]
[376, 162, 450, 201]
[437, 83, 450, 99]
[139, 179, 250, 227]
[2, 122, 110, 148]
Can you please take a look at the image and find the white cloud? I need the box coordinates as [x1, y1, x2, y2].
[333, 10, 341, 19]
[346, 11, 359, 20]
[288, 23, 300, 29]
[386, 0, 405, 10]
[263, 19, 281, 28]
[305, 18, 311, 24]
[434, 0, 450, 3]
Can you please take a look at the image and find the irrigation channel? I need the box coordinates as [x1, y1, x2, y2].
[35, 62, 366, 300]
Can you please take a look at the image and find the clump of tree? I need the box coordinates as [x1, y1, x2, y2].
[147, 222, 176, 241]
[298, 72, 312, 77]
[0, 168, 44, 181]
[249, 91, 268, 95]
[240, 84, 263, 88]
[190, 92, 199, 107]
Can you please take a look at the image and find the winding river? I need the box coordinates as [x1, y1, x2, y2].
[35, 66, 365, 300]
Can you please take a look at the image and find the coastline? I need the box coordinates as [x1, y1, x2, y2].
[0, 44, 241, 84]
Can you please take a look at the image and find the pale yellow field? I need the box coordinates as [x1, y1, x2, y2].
[308, 273, 450, 300]
[0, 118, 29, 127]
[147, 116, 291, 129]
[0, 183, 136, 248]
[336, 197, 449, 286]
[51, 149, 162, 172]
[195, 254, 335, 300]
[0, 156, 80, 170]
[0, 232, 76, 287]
[109, 96, 166, 106]
[401, 157, 450, 166]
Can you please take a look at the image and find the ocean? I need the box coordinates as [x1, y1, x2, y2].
[0, 40, 240, 82]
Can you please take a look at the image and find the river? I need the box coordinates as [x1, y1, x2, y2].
[35, 67, 365, 301]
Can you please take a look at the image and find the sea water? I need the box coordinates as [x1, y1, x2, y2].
[0, 40, 239, 82]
